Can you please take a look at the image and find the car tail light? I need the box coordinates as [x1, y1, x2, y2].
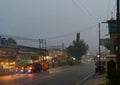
[21, 67, 24, 70]
[15, 67, 18, 72]
[28, 70, 32, 73]
[29, 66, 33, 70]
[19, 67, 24, 72]
[20, 69, 24, 72]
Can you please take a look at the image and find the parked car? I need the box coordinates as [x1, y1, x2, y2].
[95, 61, 105, 73]
[24, 62, 42, 73]
[16, 62, 42, 73]
[15, 66, 25, 73]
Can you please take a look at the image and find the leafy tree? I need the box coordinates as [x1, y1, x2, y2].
[7, 38, 17, 45]
[66, 33, 88, 60]
[1, 38, 7, 46]
[1, 37, 17, 47]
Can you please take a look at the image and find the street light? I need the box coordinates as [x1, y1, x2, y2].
[98, 23, 101, 61]
[116, 0, 120, 68]
[97, 55, 100, 60]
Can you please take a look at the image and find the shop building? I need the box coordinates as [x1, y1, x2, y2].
[0, 47, 18, 69]
[17, 45, 48, 66]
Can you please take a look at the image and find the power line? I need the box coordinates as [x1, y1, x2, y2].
[45, 23, 98, 40]
[111, 0, 116, 19]
[0, 23, 97, 42]
[0, 34, 39, 42]
[106, 0, 111, 20]
[106, 0, 116, 20]
[72, 0, 98, 22]
[0, 1, 113, 43]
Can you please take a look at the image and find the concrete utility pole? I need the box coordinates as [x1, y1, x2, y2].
[98, 23, 101, 61]
[39, 39, 43, 63]
[116, 0, 120, 68]
[39, 39, 47, 66]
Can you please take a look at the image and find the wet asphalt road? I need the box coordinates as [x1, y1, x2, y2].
[0, 62, 95, 85]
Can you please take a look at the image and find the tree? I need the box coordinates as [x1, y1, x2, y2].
[1, 37, 17, 47]
[1, 38, 7, 46]
[7, 38, 17, 46]
[66, 33, 88, 60]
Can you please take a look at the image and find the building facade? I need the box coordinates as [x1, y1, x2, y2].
[0, 47, 18, 69]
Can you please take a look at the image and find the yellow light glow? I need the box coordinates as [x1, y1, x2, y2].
[5, 63, 8, 65]
[12, 62, 16, 64]
[1, 62, 4, 65]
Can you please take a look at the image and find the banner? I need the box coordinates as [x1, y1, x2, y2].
[107, 20, 116, 34]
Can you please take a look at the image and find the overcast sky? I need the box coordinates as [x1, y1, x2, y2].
[0, 0, 115, 54]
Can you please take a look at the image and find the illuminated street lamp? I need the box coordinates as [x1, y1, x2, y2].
[97, 55, 100, 60]
[116, 0, 120, 68]
[97, 55, 100, 58]
[98, 23, 101, 61]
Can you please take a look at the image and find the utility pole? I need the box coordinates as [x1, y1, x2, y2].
[116, 0, 120, 68]
[39, 39, 47, 66]
[39, 39, 41, 52]
[39, 39, 42, 63]
[45, 39, 47, 58]
[39, 39, 44, 63]
[98, 23, 101, 61]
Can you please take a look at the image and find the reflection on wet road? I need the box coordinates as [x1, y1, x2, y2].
[0, 63, 95, 85]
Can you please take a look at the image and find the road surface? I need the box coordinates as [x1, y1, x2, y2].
[0, 62, 95, 85]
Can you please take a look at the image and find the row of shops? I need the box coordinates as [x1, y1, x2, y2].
[0, 47, 18, 70]
[0, 45, 68, 71]
[0, 46, 47, 70]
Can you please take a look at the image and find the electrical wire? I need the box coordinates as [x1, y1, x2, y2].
[106, 0, 116, 20]
[111, 0, 116, 19]
[0, 23, 98, 42]
[106, 0, 111, 20]
[1, 1, 112, 41]
[1, 1, 115, 43]
[72, 0, 98, 22]
[0, 34, 39, 42]
[45, 23, 98, 40]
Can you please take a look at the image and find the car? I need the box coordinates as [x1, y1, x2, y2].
[24, 62, 42, 73]
[16, 62, 42, 73]
[15, 66, 25, 73]
[95, 61, 105, 73]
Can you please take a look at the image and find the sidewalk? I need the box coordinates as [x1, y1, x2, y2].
[81, 73, 107, 85]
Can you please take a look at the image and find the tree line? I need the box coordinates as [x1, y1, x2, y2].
[0, 33, 88, 61]
[0, 37, 17, 47]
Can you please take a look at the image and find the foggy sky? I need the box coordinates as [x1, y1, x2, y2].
[0, 0, 115, 54]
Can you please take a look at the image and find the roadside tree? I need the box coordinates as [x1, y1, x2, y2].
[66, 32, 88, 61]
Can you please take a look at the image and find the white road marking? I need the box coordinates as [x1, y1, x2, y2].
[75, 73, 93, 85]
